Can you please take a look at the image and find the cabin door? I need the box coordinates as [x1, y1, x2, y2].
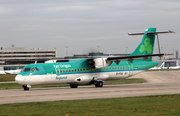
[46, 72, 54, 82]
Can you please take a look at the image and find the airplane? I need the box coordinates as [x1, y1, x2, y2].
[15, 27, 175, 90]
[149, 60, 180, 70]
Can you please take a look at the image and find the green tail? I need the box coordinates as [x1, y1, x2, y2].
[129, 27, 156, 61]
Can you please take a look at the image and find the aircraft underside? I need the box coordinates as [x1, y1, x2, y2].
[17, 70, 143, 91]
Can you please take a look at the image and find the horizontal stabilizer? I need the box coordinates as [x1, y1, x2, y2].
[128, 30, 175, 35]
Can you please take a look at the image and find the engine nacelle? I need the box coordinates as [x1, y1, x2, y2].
[93, 58, 112, 69]
[74, 76, 93, 85]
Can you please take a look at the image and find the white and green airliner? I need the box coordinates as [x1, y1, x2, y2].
[15, 28, 174, 90]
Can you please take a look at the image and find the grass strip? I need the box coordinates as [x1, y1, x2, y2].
[0, 74, 16, 82]
[0, 94, 179, 115]
[147, 69, 180, 71]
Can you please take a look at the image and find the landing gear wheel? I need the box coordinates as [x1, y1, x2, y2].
[95, 81, 103, 87]
[70, 84, 78, 88]
[22, 85, 29, 91]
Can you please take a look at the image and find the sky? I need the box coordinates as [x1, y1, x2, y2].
[0, 0, 180, 57]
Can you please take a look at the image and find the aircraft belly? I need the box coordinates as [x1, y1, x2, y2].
[45, 74, 84, 84]
[105, 71, 129, 80]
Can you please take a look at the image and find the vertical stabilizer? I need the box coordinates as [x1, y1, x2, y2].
[129, 28, 156, 58]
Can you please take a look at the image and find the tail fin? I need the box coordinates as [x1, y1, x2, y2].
[129, 27, 156, 56]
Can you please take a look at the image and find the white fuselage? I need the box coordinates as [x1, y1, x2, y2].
[15, 70, 143, 86]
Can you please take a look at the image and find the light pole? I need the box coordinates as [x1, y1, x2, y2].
[66, 46, 68, 56]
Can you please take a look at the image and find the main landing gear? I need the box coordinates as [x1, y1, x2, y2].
[70, 84, 78, 88]
[95, 81, 103, 87]
[69, 80, 104, 88]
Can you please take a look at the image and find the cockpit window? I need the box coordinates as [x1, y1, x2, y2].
[35, 67, 39, 71]
[24, 68, 31, 72]
[31, 68, 35, 72]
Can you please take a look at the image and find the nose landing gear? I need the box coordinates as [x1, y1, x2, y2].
[22, 85, 31, 91]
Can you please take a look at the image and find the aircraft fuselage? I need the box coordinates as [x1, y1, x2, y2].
[15, 59, 158, 86]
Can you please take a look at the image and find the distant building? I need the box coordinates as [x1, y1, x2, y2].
[0, 46, 57, 74]
[0, 46, 57, 65]
[65, 52, 129, 59]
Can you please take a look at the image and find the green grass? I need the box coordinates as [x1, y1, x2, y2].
[0, 78, 146, 90]
[0, 94, 180, 116]
[0, 74, 16, 82]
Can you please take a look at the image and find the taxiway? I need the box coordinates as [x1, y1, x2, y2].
[0, 70, 180, 104]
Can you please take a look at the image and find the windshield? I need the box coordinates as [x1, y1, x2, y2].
[23, 68, 31, 72]
[23, 67, 40, 72]
[35, 67, 39, 71]
[31, 68, 35, 72]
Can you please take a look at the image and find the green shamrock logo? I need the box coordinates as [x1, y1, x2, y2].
[139, 38, 152, 55]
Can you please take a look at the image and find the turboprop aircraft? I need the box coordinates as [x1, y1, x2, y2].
[15, 27, 175, 90]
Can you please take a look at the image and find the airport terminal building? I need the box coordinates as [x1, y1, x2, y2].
[0, 46, 57, 74]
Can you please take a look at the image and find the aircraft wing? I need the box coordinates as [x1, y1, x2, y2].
[107, 54, 164, 64]
[89, 54, 164, 68]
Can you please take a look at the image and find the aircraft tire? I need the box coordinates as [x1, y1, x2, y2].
[23, 85, 29, 91]
[95, 81, 103, 87]
[70, 84, 78, 88]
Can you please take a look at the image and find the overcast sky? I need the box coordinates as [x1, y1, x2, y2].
[0, 0, 180, 57]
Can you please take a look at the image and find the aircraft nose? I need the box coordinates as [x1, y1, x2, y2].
[15, 75, 24, 84]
